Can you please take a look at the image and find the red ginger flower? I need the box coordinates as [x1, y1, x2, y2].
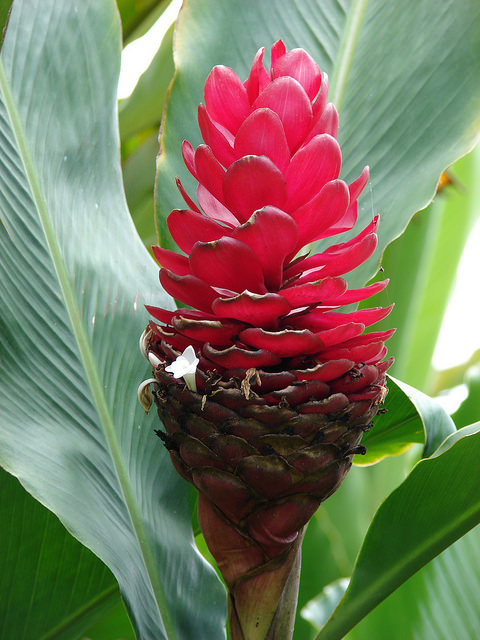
[142, 40, 393, 640]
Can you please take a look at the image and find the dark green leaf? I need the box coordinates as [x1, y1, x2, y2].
[295, 451, 415, 640]
[0, 2, 225, 639]
[122, 131, 159, 248]
[358, 376, 454, 464]
[155, 0, 480, 289]
[117, 0, 170, 44]
[303, 527, 480, 640]
[82, 600, 135, 640]
[312, 424, 480, 640]
[452, 365, 480, 429]
[0, 468, 122, 640]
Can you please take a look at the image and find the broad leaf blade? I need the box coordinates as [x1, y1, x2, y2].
[0, 2, 225, 639]
[358, 377, 424, 464]
[303, 527, 480, 640]
[155, 0, 480, 288]
[313, 424, 480, 640]
[118, 0, 170, 44]
[359, 376, 455, 464]
[0, 468, 124, 640]
[360, 148, 480, 392]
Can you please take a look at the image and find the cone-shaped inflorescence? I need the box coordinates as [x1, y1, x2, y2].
[141, 40, 394, 640]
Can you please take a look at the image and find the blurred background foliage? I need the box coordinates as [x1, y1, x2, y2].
[1, 1, 479, 639]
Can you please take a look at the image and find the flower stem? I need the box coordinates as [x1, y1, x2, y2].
[265, 530, 303, 640]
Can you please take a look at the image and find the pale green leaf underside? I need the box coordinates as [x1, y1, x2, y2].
[156, 0, 480, 289]
[0, 2, 225, 639]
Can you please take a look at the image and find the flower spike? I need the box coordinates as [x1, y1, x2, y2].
[141, 39, 394, 640]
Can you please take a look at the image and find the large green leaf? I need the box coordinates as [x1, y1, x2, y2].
[0, 467, 129, 640]
[311, 424, 480, 640]
[302, 527, 480, 640]
[358, 375, 454, 464]
[155, 0, 480, 289]
[360, 147, 480, 392]
[295, 450, 414, 640]
[358, 377, 424, 464]
[122, 131, 159, 250]
[452, 365, 480, 430]
[83, 600, 135, 640]
[117, 0, 170, 44]
[0, 2, 225, 639]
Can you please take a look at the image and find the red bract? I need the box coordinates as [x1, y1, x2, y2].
[141, 40, 394, 640]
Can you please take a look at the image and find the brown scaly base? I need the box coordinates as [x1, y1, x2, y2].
[149, 362, 385, 639]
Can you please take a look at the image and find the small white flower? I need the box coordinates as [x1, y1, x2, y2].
[165, 345, 199, 392]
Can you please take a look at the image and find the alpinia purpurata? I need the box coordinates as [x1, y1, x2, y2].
[141, 40, 393, 640]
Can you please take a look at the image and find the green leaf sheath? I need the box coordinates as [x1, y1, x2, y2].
[155, 0, 480, 287]
[313, 425, 480, 640]
[0, 2, 225, 639]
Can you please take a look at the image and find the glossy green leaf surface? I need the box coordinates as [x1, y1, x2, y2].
[155, 0, 480, 289]
[361, 147, 480, 392]
[122, 131, 159, 250]
[296, 449, 415, 640]
[358, 377, 423, 464]
[0, 468, 125, 640]
[0, 2, 225, 639]
[358, 376, 454, 464]
[82, 600, 135, 640]
[303, 527, 480, 640]
[312, 425, 480, 640]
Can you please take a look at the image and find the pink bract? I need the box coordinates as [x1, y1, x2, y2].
[147, 40, 393, 404]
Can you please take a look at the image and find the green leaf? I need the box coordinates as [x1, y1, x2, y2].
[301, 579, 349, 634]
[0, 0, 12, 40]
[302, 527, 480, 640]
[155, 0, 480, 288]
[312, 424, 480, 640]
[0, 467, 126, 640]
[358, 377, 423, 464]
[117, 0, 170, 45]
[0, 2, 225, 639]
[82, 600, 135, 640]
[122, 131, 159, 249]
[452, 365, 480, 429]
[296, 449, 415, 640]
[119, 21, 175, 140]
[358, 376, 455, 464]
[360, 147, 480, 391]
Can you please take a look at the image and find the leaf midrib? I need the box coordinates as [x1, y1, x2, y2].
[330, 0, 369, 112]
[0, 59, 175, 640]
[39, 584, 120, 640]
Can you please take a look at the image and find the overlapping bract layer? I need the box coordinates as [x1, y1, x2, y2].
[148, 40, 393, 402]
[145, 41, 394, 582]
